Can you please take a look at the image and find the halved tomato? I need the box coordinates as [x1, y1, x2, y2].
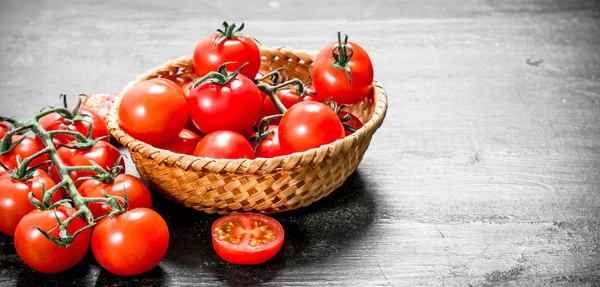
[211, 213, 284, 265]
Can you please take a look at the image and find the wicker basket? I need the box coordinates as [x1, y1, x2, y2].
[106, 46, 388, 214]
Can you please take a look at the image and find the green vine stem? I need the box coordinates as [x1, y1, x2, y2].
[250, 114, 283, 152]
[256, 78, 306, 114]
[0, 100, 127, 247]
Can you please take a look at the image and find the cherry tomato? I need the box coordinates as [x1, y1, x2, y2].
[50, 140, 125, 185]
[193, 131, 255, 160]
[339, 111, 364, 136]
[81, 93, 118, 121]
[119, 78, 188, 146]
[181, 81, 194, 96]
[212, 213, 284, 265]
[91, 208, 169, 276]
[187, 72, 262, 136]
[0, 170, 61, 236]
[311, 34, 374, 105]
[157, 128, 202, 155]
[193, 22, 260, 80]
[0, 122, 9, 139]
[0, 135, 49, 170]
[40, 107, 109, 146]
[14, 206, 91, 273]
[252, 125, 288, 158]
[78, 174, 152, 218]
[261, 88, 302, 125]
[278, 101, 344, 153]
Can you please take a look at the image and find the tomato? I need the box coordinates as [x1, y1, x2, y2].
[252, 125, 288, 158]
[212, 213, 284, 265]
[0, 170, 61, 236]
[0, 135, 49, 170]
[0, 122, 9, 139]
[261, 88, 302, 125]
[311, 33, 374, 105]
[157, 128, 202, 155]
[187, 71, 262, 136]
[181, 81, 194, 96]
[340, 111, 364, 136]
[118, 78, 188, 146]
[91, 208, 169, 276]
[278, 101, 344, 153]
[78, 174, 152, 218]
[50, 140, 124, 185]
[81, 93, 118, 121]
[302, 85, 324, 103]
[40, 107, 109, 146]
[14, 206, 91, 273]
[193, 131, 255, 160]
[193, 22, 260, 80]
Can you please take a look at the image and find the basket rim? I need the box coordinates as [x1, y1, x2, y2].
[106, 46, 388, 174]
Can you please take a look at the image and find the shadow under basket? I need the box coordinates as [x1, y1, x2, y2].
[106, 46, 388, 214]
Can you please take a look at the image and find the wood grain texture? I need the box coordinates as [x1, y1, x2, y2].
[1, 0, 599, 286]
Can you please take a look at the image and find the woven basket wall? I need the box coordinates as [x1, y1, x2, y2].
[106, 46, 388, 214]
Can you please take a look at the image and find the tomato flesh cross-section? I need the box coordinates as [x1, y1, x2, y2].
[211, 213, 284, 265]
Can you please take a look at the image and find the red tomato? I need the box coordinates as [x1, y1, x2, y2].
[193, 131, 255, 160]
[278, 101, 344, 153]
[181, 81, 194, 97]
[252, 125, 288, 158]
[50, 141, 125, 185]
[193, 22, 260, 80]
[340, 111, 364, 136]
[0, 135, 49, 170]
[0, 122, 9, 139]
[0, 170, 61, 236]
[212, 213, 284, 265]
[78, 174, 152, 218]
[261, 88, 302, 125]
[14, 206, 91, 273]
[40, 107, 109, 146]
[91, 208, 169, 276]
[157, 128, 202, 155]
[302, 85, 324, 103]
[311, 34, 374, 105]
[187, 73, 262, 136]
[118, 78, 188, 146]
[81, 93, 118, 121]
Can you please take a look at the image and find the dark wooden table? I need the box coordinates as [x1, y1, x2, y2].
[1, 0, 599, 286]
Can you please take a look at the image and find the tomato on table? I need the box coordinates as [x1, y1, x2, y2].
[91, 208, 169, 276]
[212, 213, 284, 265]
[118, 78, 188, 146]
[157, 128, 202, 155]
[193, 131, 255, 160]
[14, 206, 91, 274]
[78, 174, 152, 218]
[50, 140, 125, 185]
[311, 32, 374, 105]
[40, 107, 109, 146]
[0, 135, 49, 170]
[0, 122, 10, 139]
[0, 170, 61, 236]
[193, 22, 260, 80]
[278, 101, 344, 153]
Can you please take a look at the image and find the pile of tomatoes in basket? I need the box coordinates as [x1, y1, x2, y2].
[118, 21, 373, 159]
[0, 21, 374, 277]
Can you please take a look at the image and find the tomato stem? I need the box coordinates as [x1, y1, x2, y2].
[192, 62, 248, 88]
[331, 31, 354, 85]
[256, 78, 306, 114]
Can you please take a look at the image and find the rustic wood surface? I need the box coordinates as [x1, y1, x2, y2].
[1, 0, 599, 286]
